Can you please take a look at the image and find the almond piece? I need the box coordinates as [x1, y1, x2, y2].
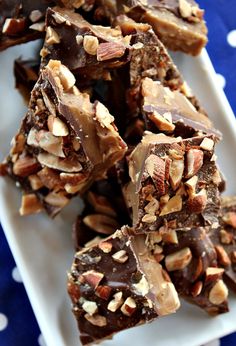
[222, 212, 236, 228]
[84, 314, 107, 327]
[148, 111, 175, 132]
[185, 175, 198, 195]
[142, 214, 157, 223]
[82, 270, 104, 289]
[145, 154, 166, 195]
[220, 230, 233, 245]
[2, 18, 26, 35]
[47, 115, 69, 137]
[45, 26, 60, 44]
[209, 280, 228, 305]
[121, 297, 137, 316]
[133, 275, 150, 296]
[83, 214, 119, 234]
[187, 189, 207, 213]
[185, 149, 203, 179]
[28, 174, 43, 190]
[83, 35, 99, 55]
[19, 194, 43, 215]
[95, 285, 112, 300]
[215, 245, 231, 267]
[97, 42, 126, 61]
[112, 250, 128, 263]
[107, 292, 123, 312]
[13, 156, 40, 177]
[82, 300, 98, 316]
[169, 158, 184, 190]
[205, 267, 224, 283]
[44, 192, 69, 208]
[98, 241, 113, 253]
[191, 281, 203, 297]
[159, 195, 182, 216]
[165, 247, 192, 271]
[162, 230, 178, 244]
[200, 137, 214, 151]
[37, 153, 82, 173]
[179, 0, 192, 18]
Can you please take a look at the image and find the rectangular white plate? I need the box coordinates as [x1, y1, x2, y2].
[0, 42, 236, 346]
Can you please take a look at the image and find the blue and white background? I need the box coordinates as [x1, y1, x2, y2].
[0, 1, 236, 345]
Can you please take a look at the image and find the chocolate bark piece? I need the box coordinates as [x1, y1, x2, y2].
[140, 77, 220, 139]
[0, 1, 95, 51]
[118, 0, 207, 56]
[42, 7, 131, 79]
[0, 59, 127, 217]
[126, 133, 221, 233]
[159, 227, 229, 315]
[209, 197, 236, 293]
[68, 226, 180, 345]
[14, 58, 39, 102]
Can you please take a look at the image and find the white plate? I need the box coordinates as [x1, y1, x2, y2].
[0, 42, 236, 346]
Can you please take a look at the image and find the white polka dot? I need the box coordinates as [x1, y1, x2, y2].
[0, 313, 8, 331]
[204, 339, 220, 346]
[227, 30, 236, 47]
[12, 267, 23, 283]
[216, 73, 226, 89]
[38, 334, 47, 346]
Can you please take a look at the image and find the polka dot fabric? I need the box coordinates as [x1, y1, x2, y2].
[0, 2, 236, 346]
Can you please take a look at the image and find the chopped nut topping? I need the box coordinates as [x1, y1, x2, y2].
[95, 285, 112, 300]
[200, 137, 214, 151]
[84, 313, 107, 327]
[29, 22, 45, 32]
[76, 34, 83, 45]
[98, 241, 113, 253]
[162, 230, 178, 244]
[144, 198, 159, 215]
[185, 175, 198, 195]
[112, 250, 128, 263]
[47, 115, 69, 137]
[142, 214, 157, 223]
[187, 189, 207, 213]
[222, 212, 236, 228]
[2, 18, 26, 35]
[179, 0, 193, 18]
[169, 158, 184, 190]
[37, 153, 82, 173]
[29, 9, 43, 22]
[212, 170, 222, 186]
[83, 214, 119, 234]
[83, 35, 99, 55]
[133, 275, 150, 296]
[94, 101, 115, 129]
[44, 192, 69, 208]
[145, 154, 165, 195]
[19, 194, 43, 216]
[205, 267, 224, 282]
[185, 149, 203, 179]
[215, 245, 231, 267]
[148, 111, 175, 132]
[45, 26, 60, 45]
[220, 230, 233, 245]
[121, 297, 137, 316]
[165, 247, 192, 271]
[97, 42, 126, 61]
[82, 270, 104, 289]
[82, 300, 98, 316]
[209, 280, 228, 305]
[191, 281, 203, 297]
[13, 155, 39, 177]
[159, 195, 182, 216]
[28, 174, 43, 190]
[107, 292, 123, 312]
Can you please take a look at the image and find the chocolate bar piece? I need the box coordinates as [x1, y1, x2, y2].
[0, 1, 95, 51]
[73, 177, 130, 249]
[0, 60, 126, 216]
[42, 7, 131, 80]
[126, 133, 221, 232]
[118, 0, 207, 56]
[159, 227, 229, 315]
[68, 226, 180, 345]
[140, 77, 219, 139]
[209, 197, 236, 293]
[14, 58, 39, 102]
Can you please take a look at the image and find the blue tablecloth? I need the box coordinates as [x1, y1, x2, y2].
[1, 1, 236, 345]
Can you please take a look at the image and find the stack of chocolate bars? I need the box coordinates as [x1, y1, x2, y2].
[1, 1, 236, 345]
